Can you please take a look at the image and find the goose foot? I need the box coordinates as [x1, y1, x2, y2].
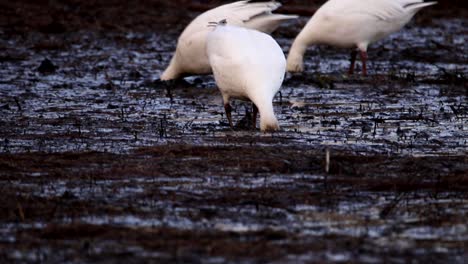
[360, 50, 368, 76]
[348, 50, 358, 75]
[224, 103, 234, 129]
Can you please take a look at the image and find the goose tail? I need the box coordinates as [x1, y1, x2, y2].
[233, 1, 298, 33]
[245, 13, 299, 33]
[404, 1, 437, 13]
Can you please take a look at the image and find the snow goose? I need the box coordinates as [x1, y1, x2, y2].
[206, 19, 286, 132]
[287, 0, 437, 76]
[160, 1, 297, 80]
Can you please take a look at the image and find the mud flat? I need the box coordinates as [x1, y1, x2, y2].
[0, 1, 467, 263]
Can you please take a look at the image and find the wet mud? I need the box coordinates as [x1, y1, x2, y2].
[0, 1, 467, 263]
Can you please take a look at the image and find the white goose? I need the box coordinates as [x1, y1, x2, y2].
[160, 0, 297, 80]
[207, 20, 286, 132]
[287, 0, 437, 75]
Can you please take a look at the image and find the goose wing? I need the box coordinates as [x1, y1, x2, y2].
[327, 0, 435, 22]
[206, 1, 283, 23]
[181, 1, 293, 37]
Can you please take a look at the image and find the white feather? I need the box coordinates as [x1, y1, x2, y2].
[160, 1, 297, 80]
[287, 0, 437, 72]
[206, 23, 286, 132]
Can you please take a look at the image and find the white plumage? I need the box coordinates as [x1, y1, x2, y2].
[207, 20, 286, 132]
[160, 0, 297, 80]
[287, 0, 437, 75]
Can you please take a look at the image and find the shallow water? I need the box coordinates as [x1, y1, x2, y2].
[1, 18, 467, 156]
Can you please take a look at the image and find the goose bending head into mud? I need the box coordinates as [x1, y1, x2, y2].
[206, 19, 286, 132]
[286, 0, 437, 76]
[160, 0, 297, 80]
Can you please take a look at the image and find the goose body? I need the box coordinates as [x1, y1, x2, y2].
[207, 21, 286, 132]
[160, 0, 297, 80]
[287, 0, 437, 75]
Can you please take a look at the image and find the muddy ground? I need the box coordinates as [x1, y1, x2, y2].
[0, 1, 467, 263]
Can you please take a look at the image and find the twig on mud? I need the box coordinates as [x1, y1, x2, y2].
[372, 117, 385, 137]
[325, 148, 330, 174]
[239, 200, 297, 214]
[119, 106, 127, 121]
[430, 40, 456, 52]
[133, 130, 139, 141]
[379, 192, 406, 219]
[159, 114, 168, 138]
[2, 138, 10, 153]
[183, 117, 196, 132]
[14, 97, 22, 112]
[17, 202, 25, 221]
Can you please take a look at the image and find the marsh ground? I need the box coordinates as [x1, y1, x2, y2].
[0, 1, 467, 263]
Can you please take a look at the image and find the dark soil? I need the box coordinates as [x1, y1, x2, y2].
[0, 1, 467, 263]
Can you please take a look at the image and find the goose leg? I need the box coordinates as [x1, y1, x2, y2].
[348, 50, 358, 75]
[224, 103, 233, 128]
[360, 50, 368, 76]
[252, 103, 258, 130]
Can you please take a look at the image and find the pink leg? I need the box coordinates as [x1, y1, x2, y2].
[348, 50, 358, 75]
[252, 103, 258, 130]
[224, 103, 233, 128]
[360, 50, 368, 76]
